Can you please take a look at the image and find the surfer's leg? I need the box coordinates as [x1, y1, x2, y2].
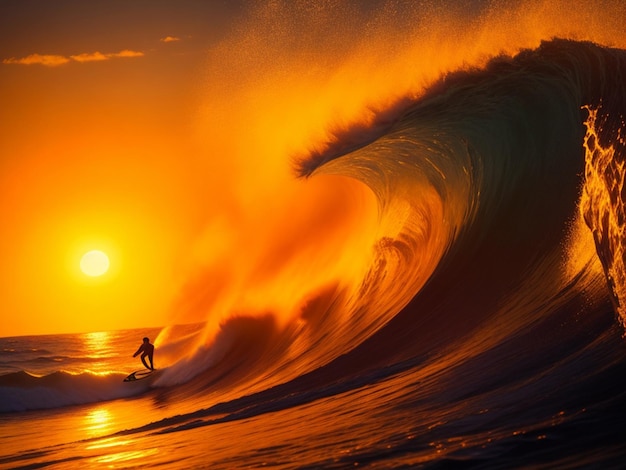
[143, 353, 154, 370]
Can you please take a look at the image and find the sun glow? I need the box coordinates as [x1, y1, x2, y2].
[80, 250, 110, 277]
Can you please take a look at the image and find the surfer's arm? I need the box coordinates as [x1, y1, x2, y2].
[133, 345, 144, 357]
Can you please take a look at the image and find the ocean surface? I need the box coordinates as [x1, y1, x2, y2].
[2, 34, 626, 470]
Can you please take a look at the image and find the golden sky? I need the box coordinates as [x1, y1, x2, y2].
[0, 1, 241, 336]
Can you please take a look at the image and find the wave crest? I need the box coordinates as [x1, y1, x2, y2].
[0, 370, 148, 413]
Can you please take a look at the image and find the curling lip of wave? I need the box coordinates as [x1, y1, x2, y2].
[295, 96, 415, 177]
[297, 38, 625, 177]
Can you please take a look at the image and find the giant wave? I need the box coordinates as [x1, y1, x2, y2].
[106, 38, 626, 412]
[2, 42, 625, 467]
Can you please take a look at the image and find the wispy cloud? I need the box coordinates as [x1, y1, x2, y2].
[160, 36, 181, 43]
[114, 50, 144, 58]
[3, 53, 71, 66]
[70, 51, 109, 63]
[3, 49, 145, 66]
[70, 50, 144, 62]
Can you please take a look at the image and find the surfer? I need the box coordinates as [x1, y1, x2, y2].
[133, 337, 155, 371]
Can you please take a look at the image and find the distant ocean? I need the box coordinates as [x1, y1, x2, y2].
[2, 39, 626, 469]
[0, 327, 164, 413]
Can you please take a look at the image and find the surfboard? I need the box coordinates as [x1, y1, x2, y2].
[123, 369, 156, 382]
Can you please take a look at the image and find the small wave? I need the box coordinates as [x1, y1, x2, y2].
[0, 370, 153, 413]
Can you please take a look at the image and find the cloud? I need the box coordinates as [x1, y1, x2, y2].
[3, 53, 71, 66]
[113, 50, 145, 58]
[70, 51, 109, 63]
[3, 50, 144, 66]
[70, 50, 144, 62]
[160, 36, 181, 43]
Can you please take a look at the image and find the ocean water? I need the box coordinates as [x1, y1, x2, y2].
[2, 27, 626, 470]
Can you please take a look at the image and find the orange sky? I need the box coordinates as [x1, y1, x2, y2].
[1, 0, 625, 338]
[0, 1, 237, 336]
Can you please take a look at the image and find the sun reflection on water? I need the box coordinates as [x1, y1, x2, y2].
[93, 448, 160, 464]
[84, 407, 114, 438]
[82, 331, 111, 355]
[86, 432, 160, 466]
[81, 331, 115, 373]
[82, 407, 161, 465]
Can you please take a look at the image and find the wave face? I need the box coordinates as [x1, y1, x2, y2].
[140, 38, 626, 442]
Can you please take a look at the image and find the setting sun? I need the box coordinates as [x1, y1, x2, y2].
[80, 250, 110, 277]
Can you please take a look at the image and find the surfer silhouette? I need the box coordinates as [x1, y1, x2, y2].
[133, 337, 155, 371]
